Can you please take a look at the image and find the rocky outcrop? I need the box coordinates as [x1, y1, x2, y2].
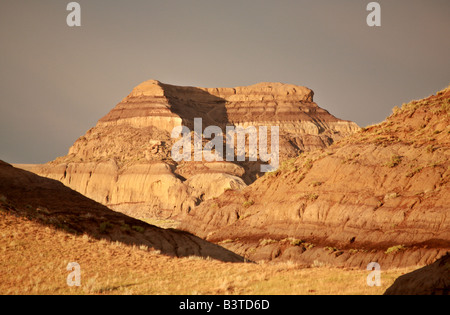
[23, 80, 358, 220]
[0, 161, 244, 262]
[177, 86, 450, 268]
[93, 80, 360, 158]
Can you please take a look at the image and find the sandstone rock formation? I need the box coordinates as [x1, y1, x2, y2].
[178, 86, 450, 268]
[0, 160, 244, 262]
[23, 80, 358, 221]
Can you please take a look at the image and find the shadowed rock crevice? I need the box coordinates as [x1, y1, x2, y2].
[160, 82, 230, 131]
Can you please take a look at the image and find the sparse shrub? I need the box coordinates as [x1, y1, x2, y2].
[296, 174, 306, 184]
[426, 145, 435, 154]
[242, 200, 255, 208]
[304, 193, 319, 201]
[280, 158, 297, 172]
[304, 159, 314, 171]
[385, 245, 406, 254]
[289, 238, 304, 246]
[384, 192, 398, 200]
[99, 221, 113, 234]
[401, 101, 423, 113]
[311, 181, 323, 187]
[441, 99, 450, 113]
[120, 223, 132, 233]
[386, 154, 402, 168]
[259, 239, 277, 246]
[281, 238, 304, 246]
[0, 195, 7, 203]
[391, 106, 401, 116]
[374, 136, 386, 143]
[429, 160, 443, 168]
[210, 203, 219, 210]
[304, 242, 315, 250]
[406, 167, 423, 178]
[132, 225, 145, 233]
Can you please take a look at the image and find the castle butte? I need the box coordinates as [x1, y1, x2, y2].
[20, 80, 359, 221]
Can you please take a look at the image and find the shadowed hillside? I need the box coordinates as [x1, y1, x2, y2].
[384, 254, 449, 295]
[0, 161, 244, 263]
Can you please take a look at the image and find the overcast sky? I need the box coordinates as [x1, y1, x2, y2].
[0, 0, 449, 164]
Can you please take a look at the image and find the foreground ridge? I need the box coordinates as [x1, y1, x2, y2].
[0, 160, 244, 263]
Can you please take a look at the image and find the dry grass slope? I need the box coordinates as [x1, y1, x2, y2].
[0, 211, 414, 295]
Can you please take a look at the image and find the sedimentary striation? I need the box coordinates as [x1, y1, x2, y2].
[23, 80, 358, 220]
[177, 86, 450, 268]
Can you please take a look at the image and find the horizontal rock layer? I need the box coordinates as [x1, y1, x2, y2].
[98, 80, 358, 135]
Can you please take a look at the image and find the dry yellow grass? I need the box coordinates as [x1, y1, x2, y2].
[0, 212, 416, 295]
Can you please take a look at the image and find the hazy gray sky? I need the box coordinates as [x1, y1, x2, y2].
[0, 0, 449, 163]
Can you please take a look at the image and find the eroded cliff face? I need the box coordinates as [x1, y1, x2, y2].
[69, 80, 359, 163]
[25, 80, 359, 221]
[177, 86, 450, 268]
